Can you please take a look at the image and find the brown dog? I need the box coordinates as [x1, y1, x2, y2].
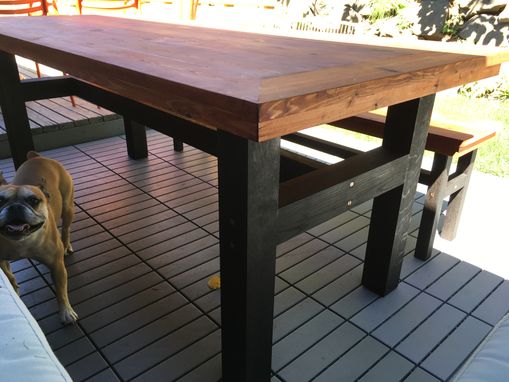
[0, 151, 77, 324]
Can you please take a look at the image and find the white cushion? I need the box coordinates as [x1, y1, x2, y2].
[0, 268, 72, 381]
[454, 313, 509, 381]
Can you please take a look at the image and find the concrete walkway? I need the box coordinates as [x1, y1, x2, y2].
[431, 171, 509, 280]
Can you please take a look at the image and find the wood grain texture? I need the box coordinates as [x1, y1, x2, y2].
[0, 15, 507, 141]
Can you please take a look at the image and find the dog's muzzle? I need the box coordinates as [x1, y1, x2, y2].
[0, 203, 45, 240]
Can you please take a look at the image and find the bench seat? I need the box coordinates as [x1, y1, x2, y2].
[284, 111, 498, 260]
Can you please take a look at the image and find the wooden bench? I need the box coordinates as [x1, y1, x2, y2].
[283, 111, 498, 260]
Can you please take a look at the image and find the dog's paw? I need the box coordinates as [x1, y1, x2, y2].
[64, 244, 74, 256]
[60, 306, 78, 325]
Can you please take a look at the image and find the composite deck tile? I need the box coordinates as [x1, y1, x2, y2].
[400, 247, 439, 280]
[396, 303, 466, 363]
[295, 253, 361, 295]
[312, 264, 363, 306]
[113, 316, 218, 380]
[272, 310, 344, 371]
[101, 203, 170, 231]
[350, 282, 420, 332]
[79, 281, 175, 333]
[128, 221, 199, 253]
[334, 225, 369, 254]
[102, 303, 205, 364]
[164, 187, 217, 210]
[137, 228, 211, 262]
[448, 270, 504, 313]
[272, 298, 324, 342]
[275, 239, 329, 273]
[65, 352, 111, 381]
[119, 215, 188, 246]
[72, 271, 164, 318]
[425, 261, 481, 301]
[319, 215, 370, 244]
[111, 209, 179, 238]
[70, 231, 114, 253]
[358, 351, 414, 382]
[330, 285, 379, 319]
[471, 280, 509, 325]
[183, 202, 218, 220]
[403, 367, 441, 382]
[372, 292, 442, 347]
[276, 232, 315, 257]
[173, 193, 218, 215]
[349, 242, 367, 260]
[273, 287, 308, 317]
[55, 336, 97, 366]
[421, 316, 491, 380]
[350, 199, 373, 215]
[171, 257, 220, 290]
[314, 336, 388, 382]
[74, 183, 136, 205]
[27, 293, 59, 320]
[280, 245, 346, 284]
[131, 330, 221, 382]
[279, 322, 365, 382]
[88, 194, 155, 220]
[18, 274, 47, 297]
[46, 324, 86, 351]
[86, 368, 121, 382]
[175, 353, 221, 382]
[90, 291, 189, 348]
[405, 253, 461, 290]
[148, 237, 219, 273]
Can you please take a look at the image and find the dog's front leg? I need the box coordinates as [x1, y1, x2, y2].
[0, 260, 19, 295]
[48, 255, 78, 325]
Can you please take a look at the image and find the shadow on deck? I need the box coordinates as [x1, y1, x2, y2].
[0, 128, 508, 382]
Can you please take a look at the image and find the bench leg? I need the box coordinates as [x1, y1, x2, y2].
[173, 138, 184, 152]
[218, 131, 279, 382]
[415, 153, 452, 260]
[0, 51, 35, 169]
[123, 119, 148, 159]
[441, 150, 477, 240]
[363, 95, 434, 295]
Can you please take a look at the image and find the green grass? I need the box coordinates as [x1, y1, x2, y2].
[434, 93, 509, 177]
[320, 93, 509, 178]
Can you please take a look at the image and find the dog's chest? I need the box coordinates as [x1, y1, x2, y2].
[0, 238, 42, 260]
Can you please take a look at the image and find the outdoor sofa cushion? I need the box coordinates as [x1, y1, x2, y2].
[0, 268, 72, 381]
[453, 312, 509, 381]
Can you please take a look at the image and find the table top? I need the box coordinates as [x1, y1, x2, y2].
[0, 15, 507, 141]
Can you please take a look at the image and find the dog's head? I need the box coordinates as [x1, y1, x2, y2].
[0, 183, 48, 241]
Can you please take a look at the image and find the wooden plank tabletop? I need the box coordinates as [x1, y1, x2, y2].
[0, 15, 508, 141]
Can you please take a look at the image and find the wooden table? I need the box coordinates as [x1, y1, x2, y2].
[0, 16, 507, 382]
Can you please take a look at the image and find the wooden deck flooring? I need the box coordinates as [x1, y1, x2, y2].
[1, 129, 508, 382]
[0, 65, 122, 158]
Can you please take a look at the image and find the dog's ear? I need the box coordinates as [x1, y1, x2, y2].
[0, 171, 7, 186]
[38, 177, 51, 200]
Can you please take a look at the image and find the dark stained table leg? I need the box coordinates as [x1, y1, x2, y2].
[123, 119, 148, 159]
[363, 95, 435, 295]
[173, 138, 184, 152]
[415, 153, 452, 260]
[217, 131, 280, 382]
[441, 150, 477, 240]
[0, 51, 34, 169]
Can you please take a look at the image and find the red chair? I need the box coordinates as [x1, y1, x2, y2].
[0, 0, 76, 106]
[75, 0, 140, 14]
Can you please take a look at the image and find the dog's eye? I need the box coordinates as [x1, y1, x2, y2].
[27, 196, 41, 207]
